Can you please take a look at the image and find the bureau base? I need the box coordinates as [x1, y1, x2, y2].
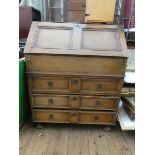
[24, 22, 127, 127]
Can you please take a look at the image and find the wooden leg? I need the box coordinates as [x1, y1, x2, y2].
[36, 123, 44, 129]
[103, 125, 112, 132]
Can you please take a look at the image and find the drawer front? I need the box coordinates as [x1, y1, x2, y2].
[29, 76, 122, 94]
[79, 111, 116, 124]
[31, 77, 70, 93]
[32, 110, 116, 124]
[25, 55, 126, 76]
[80, 96, 119, 110]
[32, 110, 70, 123]
[32, 95, 118, 110]
[32, 94, 80, 109]
[67, 1, 86, 11]
[80, 78, 123, 94]
[32, 110, 79, 123]
[32, 95, 70, 108]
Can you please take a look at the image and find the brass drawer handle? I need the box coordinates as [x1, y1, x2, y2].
[96, 83, 103, 90]
[48, 114, 53, 120]
[94, 116, 99, 121]
[71, 79, 78, 84]
[48, 98, 53, 105]
[71, 113, 77, 117]
[48, 81, 53, 88]
[95, 100, 101, 106]
[71, 96, 79, 101]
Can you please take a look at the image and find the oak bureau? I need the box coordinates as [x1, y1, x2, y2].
[24, 22, 127, 126]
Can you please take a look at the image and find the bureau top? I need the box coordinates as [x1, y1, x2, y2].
[24, 22, 127, 57]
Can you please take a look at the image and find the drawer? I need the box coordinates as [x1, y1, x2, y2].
[32, 94, 81, 109]
[32, 110, 79, 123]
[80, 78, 123, 94]
[29, 75, 122, 94]
[25, 55, 126, 76]
[67, 1, 86, 11]
[32, 94, 70, 108]
[32, 94, 118, 110]
[30, 77, 70, 93]
[32, 110, 70, 123]
[32, 110, 116, 124]
[80, 96, 119, 110]
[30, 76, 80, 93]
[79, 111, 116, 124]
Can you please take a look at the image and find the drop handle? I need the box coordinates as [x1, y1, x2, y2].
[48, 81, 53, 88]
[48, 98, 53, 105]
[96, 83, 103, 90]
[72, 113, 77, 117]
[71, 79, 78, 84]
[94, 116, 99, 121]
[95, 101, 101, 106]
[71, 96, 79, 101]
[48, 114, 53, 120]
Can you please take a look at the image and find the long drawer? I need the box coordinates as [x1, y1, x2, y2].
[28, 76, 123, 95]
[25, 55, 126, 76]
[32, 94, 119, 110]
[32, 109, 116, 124]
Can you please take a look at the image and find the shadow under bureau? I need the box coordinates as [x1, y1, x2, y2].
[24, 22, 127, 125]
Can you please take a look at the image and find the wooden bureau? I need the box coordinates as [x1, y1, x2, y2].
[24, 22, 127, 126]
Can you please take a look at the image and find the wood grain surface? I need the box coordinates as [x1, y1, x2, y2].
[20, 120, 135, 155]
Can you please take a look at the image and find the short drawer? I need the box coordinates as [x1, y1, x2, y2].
[32, 110, 80, 123]
[67, 1, 86, 11]
[32, 110, 70, 123]
[80, 78, 123, 94]
[80, 96, 119, 110]
[32, 94, 70, 108]
[79, 111, 116, 124]
[32, 94, 80, 109]
[30, 77, 70, 93]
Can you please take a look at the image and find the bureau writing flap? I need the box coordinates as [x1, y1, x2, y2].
[24, 22, 127, 57]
